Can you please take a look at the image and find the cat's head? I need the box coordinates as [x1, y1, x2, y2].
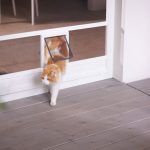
[41, 64, 60, 85]
[47, 37, 64, 51]
[46, 37, 68, 59]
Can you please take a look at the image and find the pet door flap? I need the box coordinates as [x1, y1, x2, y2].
[45, 35, 73, 62]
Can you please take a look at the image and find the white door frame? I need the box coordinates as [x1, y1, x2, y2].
[0, 0, 116, 102]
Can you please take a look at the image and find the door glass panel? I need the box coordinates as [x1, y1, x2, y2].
[69, 27, 105, 61]
[0, 36, 40, 75]
[1, 0, 106, 35]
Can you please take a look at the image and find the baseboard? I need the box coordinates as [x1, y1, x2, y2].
[1, 86, 48, 102]
[1, 72, 111, 102]
[0, 56, 112, 102]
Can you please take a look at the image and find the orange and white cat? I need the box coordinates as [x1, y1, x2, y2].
[41, 37, 68, 106]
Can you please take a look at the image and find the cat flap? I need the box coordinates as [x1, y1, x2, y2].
[45, 35, 73, 62]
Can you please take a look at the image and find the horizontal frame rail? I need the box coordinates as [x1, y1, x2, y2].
[0, 21, 107, 41]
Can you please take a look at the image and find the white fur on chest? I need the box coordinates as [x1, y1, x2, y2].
[51, 48, 61, 56]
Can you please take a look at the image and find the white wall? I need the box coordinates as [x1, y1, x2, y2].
[123, 0, 150, 82]
[114, 0, 150, 83]
[113, 0, 123, 81]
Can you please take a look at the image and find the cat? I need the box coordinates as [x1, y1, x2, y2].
[41, 37, 68, 106]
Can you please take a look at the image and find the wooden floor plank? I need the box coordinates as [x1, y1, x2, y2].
[0, 82, 130, 122]
[45, 117, 150, 150]
[0, 96, 149, 150]
[100, 131, 150, 150]
[0, 79, 150, 150]
[1, 103, 150, 150]
[143, 146, 150, 150]
[0, 83, 144, 130]
[128, 78, 150, 96]
[0, 94, 148, 132]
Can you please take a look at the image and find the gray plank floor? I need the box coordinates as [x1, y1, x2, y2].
[0, 78, 150, 150]
[128, 78, 150, 96]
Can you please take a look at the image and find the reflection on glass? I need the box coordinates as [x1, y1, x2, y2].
[45, 35, 73, 62]
[0, 36, 40, 75]
[69, 27, 105, 61]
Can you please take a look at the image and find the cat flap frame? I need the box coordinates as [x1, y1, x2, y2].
[44, 35, 73, 62]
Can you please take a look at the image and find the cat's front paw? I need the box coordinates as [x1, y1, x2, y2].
[50, 101, 56, 106]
